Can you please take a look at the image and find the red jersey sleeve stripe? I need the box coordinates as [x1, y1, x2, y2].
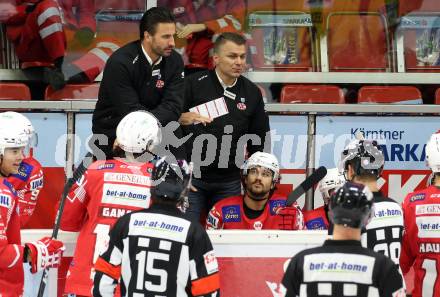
[191, 272, 220, 296]
[94, 257, 121, 280]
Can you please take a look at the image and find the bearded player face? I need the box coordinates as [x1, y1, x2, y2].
[244, 166, 274, 200]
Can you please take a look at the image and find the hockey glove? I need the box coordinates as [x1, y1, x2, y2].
[25, 237, 65, 273]
[276, 206, 304, 230]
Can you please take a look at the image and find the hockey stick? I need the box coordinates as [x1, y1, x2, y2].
[178, 162, 193, 213]
[37, 152, 94, 297]
[286, 166, 327, 206]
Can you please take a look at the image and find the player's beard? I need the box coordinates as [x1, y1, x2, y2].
[246, 183, 270, 201]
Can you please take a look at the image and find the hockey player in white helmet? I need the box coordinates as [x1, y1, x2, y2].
[206, 151, 304, 230]
[0, 125, 65, 297]
[302, 168, 345, 230]
[340, 138, 404, 270]
[0, 112, 44, 227]
[60, 111, 162, 297]
[401, 130, 440, 297]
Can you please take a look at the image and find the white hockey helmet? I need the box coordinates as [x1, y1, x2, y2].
[116, 111, 162, 154]
[0, 112, 37, 147]
[425, 130, 440, 173]
[0, 125, 28, 155]
[241, 152, 280, 183]
[318, 167, 346, 201]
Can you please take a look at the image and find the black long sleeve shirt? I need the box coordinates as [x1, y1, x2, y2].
[182, 70, 270, 182]
[92, 40, 185, 149]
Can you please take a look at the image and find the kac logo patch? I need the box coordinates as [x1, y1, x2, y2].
[222, 205, 241, 222]
[156, 80, 165, 88]
[253, 221, 263, 230]
[236, 102, 246, 110]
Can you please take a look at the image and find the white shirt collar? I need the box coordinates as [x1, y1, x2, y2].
[141, 43, 162, 66]
[215, 69, 237, 89]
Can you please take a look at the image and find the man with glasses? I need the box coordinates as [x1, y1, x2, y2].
[206, 152, 303, 230]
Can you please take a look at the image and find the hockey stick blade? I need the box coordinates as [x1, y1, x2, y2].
[37, 152, 94, 297]
[286, 166, 327, 206]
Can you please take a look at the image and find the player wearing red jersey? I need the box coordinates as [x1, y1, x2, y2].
[0, 124, 64, 297]
[0, 112, 44, 227]
[302, 168, 345, 230]
[60, 111, 162, 296]
[400, 130, 440, 297]
[206, 152, 303, 230]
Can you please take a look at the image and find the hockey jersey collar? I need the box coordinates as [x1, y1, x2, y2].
[323, 239, 362, 247]
[150, 202, 184, 216]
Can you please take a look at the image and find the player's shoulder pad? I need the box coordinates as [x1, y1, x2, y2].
[374, 193, 400, 205]
[25, 157, 42, 168]
[88, 159, 115, 171]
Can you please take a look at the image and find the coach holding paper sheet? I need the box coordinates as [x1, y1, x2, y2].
[91, 7, 184, 159]
[179, 32, 270, 222]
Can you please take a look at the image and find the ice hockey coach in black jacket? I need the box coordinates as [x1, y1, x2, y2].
[92, 7, 184, 159]
[179, 32, 270, 222]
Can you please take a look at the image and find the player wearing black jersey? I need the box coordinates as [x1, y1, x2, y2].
[340, 139, 404, 266]
[93, 158, 220, 297]
[282, 182, 405, 297]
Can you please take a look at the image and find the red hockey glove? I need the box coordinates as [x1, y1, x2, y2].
[25, 237, 65, 273]
[276, 206, 304, 230]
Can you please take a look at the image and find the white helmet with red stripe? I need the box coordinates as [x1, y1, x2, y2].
[426, 130, 440, 173]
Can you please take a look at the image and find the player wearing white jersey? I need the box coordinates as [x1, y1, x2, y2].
[340, 139, 404, 267]
[282, 182, 405, 297]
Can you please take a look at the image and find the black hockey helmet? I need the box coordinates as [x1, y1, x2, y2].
[328, 181, 374, 229]
[151, 157, 191, 202]
[340, 139, 384, 180]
